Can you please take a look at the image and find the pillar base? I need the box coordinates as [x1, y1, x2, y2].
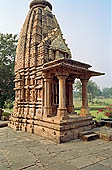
[44, 107, 53, 117]
[68, 105, 74, 113]
[80, 107, 90, 117]
[57, 108, 69, 120]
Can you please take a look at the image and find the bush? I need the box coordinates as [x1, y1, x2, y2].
[104, 105, 112, 118]
[97, 105, 112, 119]
[8, 103, 13, 109]
[2, 112, 10, 117]
[4, 101, 14, 109]
[0, 98, 5, 109]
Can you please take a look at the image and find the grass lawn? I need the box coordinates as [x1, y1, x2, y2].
[90, 110, 108, 121]
[76, 109, 108, 121]
[74, 98, 112, 121]
[3, 98, 112, 122]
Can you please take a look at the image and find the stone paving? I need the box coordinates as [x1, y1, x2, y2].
[0, 127, 112, 170]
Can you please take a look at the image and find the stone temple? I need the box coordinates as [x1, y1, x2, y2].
[9, 0, 104, 143]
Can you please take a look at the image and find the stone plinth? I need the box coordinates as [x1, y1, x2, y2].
[9, 115, 94, 143]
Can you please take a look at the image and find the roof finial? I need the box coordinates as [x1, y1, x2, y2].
[30, 0, 52, 10]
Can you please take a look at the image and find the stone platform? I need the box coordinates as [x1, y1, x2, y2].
[94, 127, 112, 141]
[9, 115, 94, 143]
[79, 126, 112, 142]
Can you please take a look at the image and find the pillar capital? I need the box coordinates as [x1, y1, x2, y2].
[80, 78, 89, 83]
[80, 74, 90, 82]
[57, 75, 68, 80]
[44, 78, 53, 83]
[42, 73, 53, 80]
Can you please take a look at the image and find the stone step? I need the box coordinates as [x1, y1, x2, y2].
[79, 130, 95, 137]
[81, 133, 99, 141]
[105, 121, 112, 128]
[95, 121, 105, 127]
[79, 126, 112, 142]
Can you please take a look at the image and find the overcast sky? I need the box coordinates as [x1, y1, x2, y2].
[0, 0, 111, 89]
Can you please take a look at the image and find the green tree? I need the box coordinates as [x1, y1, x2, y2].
[73, 80, 82, 99]
[87, 80, 100, 103]
[0, 33, 18, 108]
[102, 87, 112, 98]
[74, 80, 101, 102]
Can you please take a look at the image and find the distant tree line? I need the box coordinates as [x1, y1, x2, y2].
[74, 80, 112, 103]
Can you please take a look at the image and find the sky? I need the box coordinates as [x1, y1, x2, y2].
[0, 0, 111, 89]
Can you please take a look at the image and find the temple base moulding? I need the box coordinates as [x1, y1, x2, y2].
[9, 115, 94, 143]
[57, 108, 69, 120]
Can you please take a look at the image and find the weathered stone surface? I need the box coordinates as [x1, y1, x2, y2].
[0, 161, 11, 170]
[100, 158, 112, 168]
[9, 0, 104, 143]
[1, 145, 36, 170]
[94, 127, 112, 141]
[0, 127, 112, 170]
[68, 155, 106, 169]
[46, 162, 77, 170]
[81, 163, 110, 170]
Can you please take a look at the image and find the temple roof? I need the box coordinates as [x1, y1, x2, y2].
[30, 0, 52, 10]
[15, 0, 60, 72]
[43, 58, 105, 78]
[44, 58, 92, 69]
[15, 1, 105, 80]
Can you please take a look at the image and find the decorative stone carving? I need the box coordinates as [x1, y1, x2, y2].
[9, 0, 104, 143]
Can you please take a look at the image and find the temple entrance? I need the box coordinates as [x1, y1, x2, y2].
[52, 76, 74, 115]
[53, 82, 59, 105]
[53, 77, 59, 115]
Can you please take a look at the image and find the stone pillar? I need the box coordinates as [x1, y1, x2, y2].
[57, 75, 69, 120]
[68, 80, 74, 113]
[44, 77, 53, 117]
[80, 79, 90, 117]
[55, 50, 59, 59]
[49, 49, 53, 60]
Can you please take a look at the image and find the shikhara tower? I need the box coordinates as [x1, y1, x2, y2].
[9, 0, 104, 143]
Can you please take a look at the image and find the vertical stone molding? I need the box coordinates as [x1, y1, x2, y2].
[49, 49, 53, 60]
[55, 50, 59, 60]
[43, 75, 53, 117]
[57, 75, 69, 120]
[80, 79, 90, 117]
[68, 79, 74, 113]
